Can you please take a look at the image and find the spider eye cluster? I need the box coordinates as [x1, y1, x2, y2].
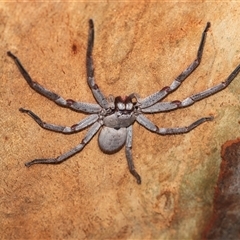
[117, 102, 133, 111]
[115, 96, 134, 112]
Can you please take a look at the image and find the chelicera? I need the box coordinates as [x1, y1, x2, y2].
[7, 20, 240, 184]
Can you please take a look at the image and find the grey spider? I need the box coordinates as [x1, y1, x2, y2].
[8, 20, 240, 184]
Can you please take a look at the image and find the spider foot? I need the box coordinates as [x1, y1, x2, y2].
[25, 160, 36, 167]
[186, 115, 214, 133]
[19, 107, 29, 113]
[19, 107, 44, 126]
[205, 115, 214, 121]
[25, 160, 42, 167]
[130, 169, 141, 184]
[7, 51, 15, 59]
[205, 22, 211, 32]
[25, 158, 57, 167]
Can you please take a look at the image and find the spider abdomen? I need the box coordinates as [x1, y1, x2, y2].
[98, 127, 127, 154]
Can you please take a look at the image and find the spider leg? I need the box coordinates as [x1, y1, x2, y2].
[139, 22, 211, 109]
[7, 51, 101, 114]
[87, 19, 109, 109]
[179, 64, 240, 106]
[141, 64, 240, 113]
[25, 121, 102, 167]
[125, 125, 141, 184]
[136, 114, 213, 135]
[141, 102, 179, 113]
[19, 108, 99, 133]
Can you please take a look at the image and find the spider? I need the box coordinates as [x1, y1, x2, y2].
[8, 20, 240, 184]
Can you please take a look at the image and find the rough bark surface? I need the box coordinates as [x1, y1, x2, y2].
[202, 138, 240, 240]
[1, 2, 240, 239]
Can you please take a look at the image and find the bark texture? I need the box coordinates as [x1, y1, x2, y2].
[1, 2, 240, 239]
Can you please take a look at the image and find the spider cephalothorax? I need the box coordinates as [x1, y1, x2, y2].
[8, 20, 240, 184]
[103, 96, 138, 126]
[99, 95, 137, 154]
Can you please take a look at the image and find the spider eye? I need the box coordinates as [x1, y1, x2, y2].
[126, 102, 133, 110]
[117, 102, 125, 110]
